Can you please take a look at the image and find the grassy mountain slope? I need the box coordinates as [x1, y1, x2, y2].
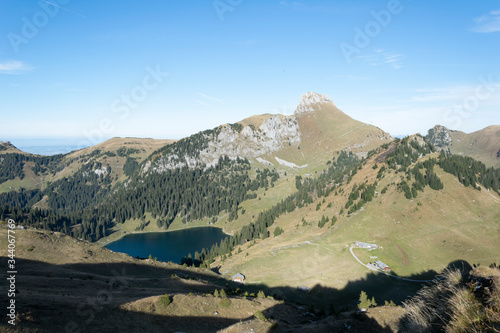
[294, 102, 391, 163]
[448, 125, 500, 168]
[0, 141, 26, 155]
[0, 228, 278, 332]
[0, 137, 175, 194]
[243, 98, 392, 171]
[0, 228, 409, 332]
[112, 94, 392, 240]
[214, 139, 500, 307]
[427, 124, 500, 168]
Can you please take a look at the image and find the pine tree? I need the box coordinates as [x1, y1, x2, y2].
[358, 290, 370, 310]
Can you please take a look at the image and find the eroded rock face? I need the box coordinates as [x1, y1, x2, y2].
[153, 92, 339, 170]
[426, 125, 453, 151]
[294, 92, 334, 115]
[145, 91, 392, 173]
[146, 92, 341, 172]
[204, 115, 300, 160]
[147, 114, 301, 172]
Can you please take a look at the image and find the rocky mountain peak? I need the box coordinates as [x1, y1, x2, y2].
[0, 141, 16, 151]
[426, 125, 453, 151]
[294, 92, 334, 115]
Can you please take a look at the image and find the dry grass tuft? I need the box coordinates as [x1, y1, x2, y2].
[400, 264, 500, 332]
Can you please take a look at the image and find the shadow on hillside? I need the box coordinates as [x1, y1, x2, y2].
[397, 261, 477, 333]
[0, 257, 474, 332]
[240, 260, 471, 313]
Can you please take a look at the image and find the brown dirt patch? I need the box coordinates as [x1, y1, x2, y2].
[396, 244, 410, 267]
[375, 145, 396, 163]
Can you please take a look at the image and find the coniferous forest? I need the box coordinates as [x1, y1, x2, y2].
[0, 135, 499, 264]
[0, 153, 279, 241]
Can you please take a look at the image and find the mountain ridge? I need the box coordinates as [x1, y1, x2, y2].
[143, 92, 392, 173]
[426, 124, 500, 167]
[1, 93, 499, 332]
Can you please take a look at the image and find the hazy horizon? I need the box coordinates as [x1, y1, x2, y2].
[5, 119, 497, 156]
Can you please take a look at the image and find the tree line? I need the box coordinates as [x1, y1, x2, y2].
[0, 153, 68, 182]
[190, 151, 361, 267]
[438, 151, 500, 194]
[0, 155, 279, 241]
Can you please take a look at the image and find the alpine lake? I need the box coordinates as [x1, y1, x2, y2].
[105, 227, 227, 263]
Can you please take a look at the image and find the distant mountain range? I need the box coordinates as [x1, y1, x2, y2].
[1, 92, 499, 332]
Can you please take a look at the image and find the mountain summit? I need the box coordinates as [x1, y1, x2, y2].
[294, 91, 335, 115]
[144, 92, 392, 172]
[0, 140, 22, 154]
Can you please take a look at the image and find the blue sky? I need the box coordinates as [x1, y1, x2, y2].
[1, 0, 499, 148]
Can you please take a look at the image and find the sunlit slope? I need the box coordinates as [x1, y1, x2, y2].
[216, 145, 500, 299]
[253, 98, 392, 170]
[427, 124, 500, 168]
[449, 125, 500, 168]
[295, 102, 391, 164]
[0, 137, 175, 193]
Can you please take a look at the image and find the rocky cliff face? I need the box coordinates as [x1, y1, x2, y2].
[145, 114, 301, 172]
[294, 92, 334, 115]
[426, 125, 454, 151]
[145, 92, 387, 173]
[203, 115, 300, 161]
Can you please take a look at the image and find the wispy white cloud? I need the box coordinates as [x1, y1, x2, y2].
[410, 82, 500, 103]
[196, 100, 211, 107]
[410, 86, 472, 102]
[471, 9, 500, 33]
[195, 92, 224, 107]
[196, 92, 223, 104]
[0, 61, 33, 74]
[406, 81, 500, 130]
[39, 0, 86, 18]
[344, 78, 500, 136]
[345, 102, 446, 136]
[357, 49, 403, 69]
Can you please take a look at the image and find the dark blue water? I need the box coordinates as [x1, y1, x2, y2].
[105, 227, 227, 263]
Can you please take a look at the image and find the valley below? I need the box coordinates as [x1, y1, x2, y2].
[1, 93, 499, 332]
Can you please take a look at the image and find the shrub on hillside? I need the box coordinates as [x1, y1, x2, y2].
[219, 298, 231, 307]
[254, 310, 267, 322]
[159, 294, 171, 307]
[273, 226, 284, 237]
